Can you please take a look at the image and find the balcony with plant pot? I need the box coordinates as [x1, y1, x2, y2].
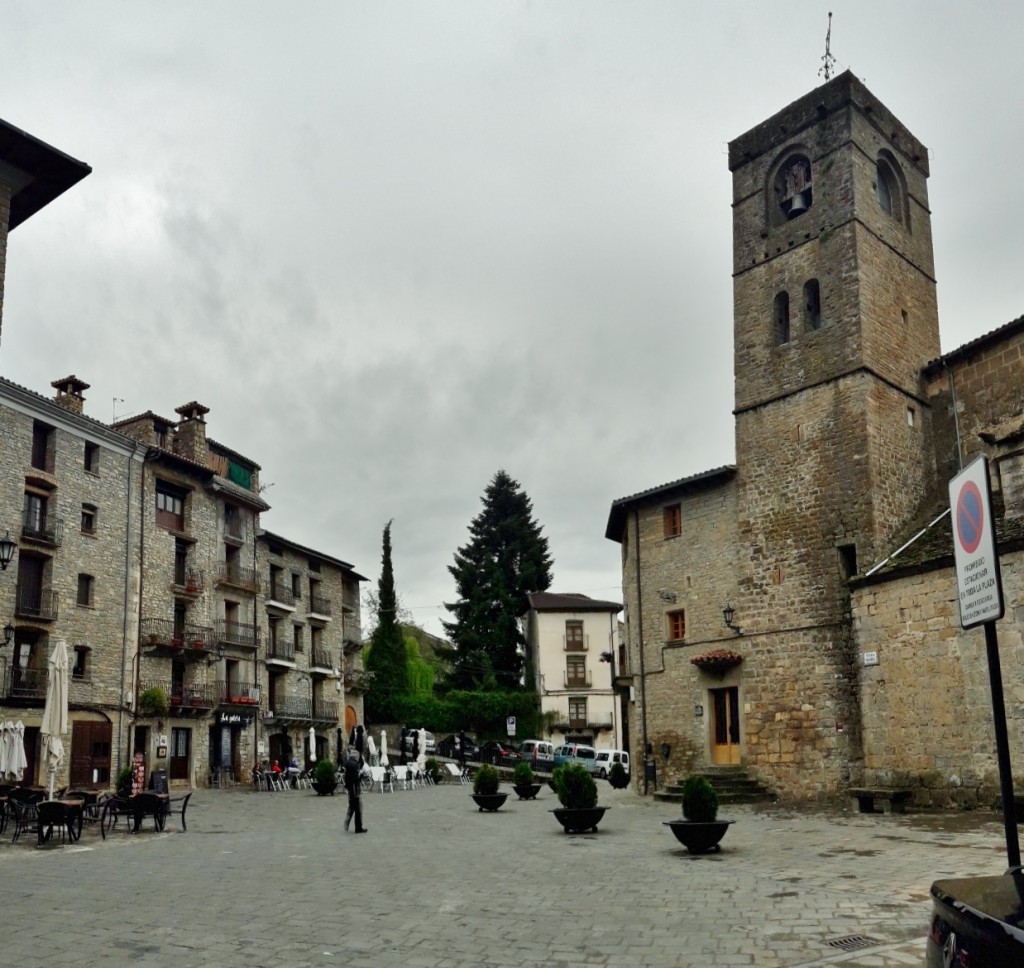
[217, 680, 260, 707]
[172, 566, 204, 598]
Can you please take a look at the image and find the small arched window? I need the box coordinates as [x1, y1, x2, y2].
[773, 292, 790, 345]
[875, 152, 905, 225]
[803, 279, 821, 331]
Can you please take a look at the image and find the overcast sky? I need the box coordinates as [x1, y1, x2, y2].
[2, 3, 1022, 636]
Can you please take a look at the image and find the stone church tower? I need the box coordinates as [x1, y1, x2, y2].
[726, 71, 942, 792]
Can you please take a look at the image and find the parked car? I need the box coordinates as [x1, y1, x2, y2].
[437, 734, 480, 761]
[401, 729, 435, 755]
[479, 740, 521, 766]
[592, 749, 630, 778]
[518, 739, 554, 771]
[553, 743, 596, 769]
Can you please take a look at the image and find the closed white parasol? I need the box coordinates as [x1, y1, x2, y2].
[40, 639, 69, 798]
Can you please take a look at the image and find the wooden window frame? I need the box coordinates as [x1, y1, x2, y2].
[84, 442, 100, 474]
[663, 504, 682, 538]
[155, 482, 186, 531]
[667, 609, 686, 642]
[81, 504, 97, 535]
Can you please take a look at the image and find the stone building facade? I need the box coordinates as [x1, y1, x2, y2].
[523, 592, 623, 750]
[607, 72, 1024, 803]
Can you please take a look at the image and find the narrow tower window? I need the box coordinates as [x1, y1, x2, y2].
[803, 279, 821, 331]
[773, 292, 791, 345]
[875, 152, 905, 225]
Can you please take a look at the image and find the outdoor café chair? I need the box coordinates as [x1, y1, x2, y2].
[9, 798, 39, 843]
[164, 791, 192, 831]
[36, 800, 70, 847]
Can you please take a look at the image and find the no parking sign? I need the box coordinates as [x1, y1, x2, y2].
[949, 456, 1004, 628]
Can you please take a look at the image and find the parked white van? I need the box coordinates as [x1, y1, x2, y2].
[518, 739, 554, 770]
[592, 749, 630, 778]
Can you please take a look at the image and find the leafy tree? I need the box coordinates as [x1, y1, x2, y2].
[364, 520, 408, 721]
[404, 635, 435, 697]
[443, 470, 552, 690]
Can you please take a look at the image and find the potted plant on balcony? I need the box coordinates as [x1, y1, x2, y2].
[513, 761, 542, 800]
[311, 757, 338, 796]
[551, 763, 608, 833]
[663, 774, 733, 854]
[191, 635, 205, 651]
[470, 764, 508, 812]
[139, 686, 169, 718]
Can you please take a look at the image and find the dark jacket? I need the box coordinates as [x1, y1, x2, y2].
[343, 755, 361, 796]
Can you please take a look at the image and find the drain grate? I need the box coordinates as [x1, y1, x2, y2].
[826, 935, 881, 952]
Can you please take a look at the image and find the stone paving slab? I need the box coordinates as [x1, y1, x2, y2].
[0, 781, 1013, 966]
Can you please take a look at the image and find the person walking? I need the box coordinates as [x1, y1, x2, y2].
[343, 748, 367, 834]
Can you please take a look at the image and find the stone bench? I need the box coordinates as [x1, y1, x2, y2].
[849, 787, 913, 814]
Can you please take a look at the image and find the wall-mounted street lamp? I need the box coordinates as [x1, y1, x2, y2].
[722, 604, 742, 636]
[659, 742, 671, 760]
[0, 532, 16, 571]
[2, 622, 13, 646]
[206, 641, 226, 666]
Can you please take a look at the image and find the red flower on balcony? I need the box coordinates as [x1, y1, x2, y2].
[689, 648, 744, 673]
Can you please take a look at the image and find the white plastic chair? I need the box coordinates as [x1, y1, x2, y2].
[369, 766, 393, 793]
[445, 762, 469, 784]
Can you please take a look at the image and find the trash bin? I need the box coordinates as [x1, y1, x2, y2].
[644, 758, 657, 792]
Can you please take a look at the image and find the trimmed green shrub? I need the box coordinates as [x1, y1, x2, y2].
[608, 761, 629, 789]
[513, 762, 535, 786]
[553, 764, 597, 810]
[115, 765, 132, 798]
[473, 764, 500, 796]
[139, 686, 168, 717]
[425, 757, 443, 782]
[682, 775, 718, 822]
[313, 758, 336, 785]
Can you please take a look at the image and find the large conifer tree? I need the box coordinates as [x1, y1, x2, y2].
[364, 520, 409, 721]
[443, 470, 553, 689]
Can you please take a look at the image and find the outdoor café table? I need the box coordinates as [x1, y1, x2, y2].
[130, 792, 169, 833]
[37, 800, 83, 845]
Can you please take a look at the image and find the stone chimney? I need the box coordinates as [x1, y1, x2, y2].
[51, 375, 89, 415]
[174, 401, 210, 465]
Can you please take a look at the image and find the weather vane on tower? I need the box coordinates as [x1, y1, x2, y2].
[819, 11, 835, 82]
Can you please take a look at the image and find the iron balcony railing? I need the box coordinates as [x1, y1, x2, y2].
[141, 618, 214, 651]
[313, 699, 338, 722]
[310, 647, 332, 670]
[214, 561, 259, 592]
[564, 671, 593, 688]
[4, 666, 47, 700]
[22, 510, 63, 546]
[266, 638, 296, 661]
[16, 587, 58, 621]
[173, 566, 204, 594]
[217, 680, 260, 706]
[563, 634, 589, 652]
[341, 590, 359, 612]
[215, 619, 259, 649]
[139, 680, 217, 710]
[309, 593, 332, 617]
[343, 666, 373, 692]
[272, 695, 312, 720]
[265, 579, 295, 607]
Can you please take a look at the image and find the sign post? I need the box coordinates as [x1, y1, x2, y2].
[506, 715, 516, 739]
[949, 456, 1019, 871]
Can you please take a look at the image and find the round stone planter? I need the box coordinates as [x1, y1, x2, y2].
[513, 783, 542, 801]
[663, 819, 733, 853]
[551, 806, 608, 833]
[312, 779, 337, 797]
[471, 792, 509, 812]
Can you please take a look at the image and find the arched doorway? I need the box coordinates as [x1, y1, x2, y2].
[345, 704, 357, 734]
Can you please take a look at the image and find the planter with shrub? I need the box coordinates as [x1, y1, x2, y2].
[311, 757, 338, 796]
[663, 774, 733, 853]
[471, 763, 508, 812]
[512, 762, 542, 800]
[607, 761, 629, 789]
[551, 764, 608, 833]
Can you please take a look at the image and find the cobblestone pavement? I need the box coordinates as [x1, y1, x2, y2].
[0, 780, 1013, 967]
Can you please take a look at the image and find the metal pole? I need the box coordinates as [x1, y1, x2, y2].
[984, 619, 1021, 872]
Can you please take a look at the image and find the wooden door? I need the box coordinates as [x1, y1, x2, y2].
[170, 727, 191, 781]
[70, 721, 112, 787]
[710, 687, 741, 765]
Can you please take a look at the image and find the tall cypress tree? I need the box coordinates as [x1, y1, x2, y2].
[443, 470, 553, 689]
[364, 520, 408, 721]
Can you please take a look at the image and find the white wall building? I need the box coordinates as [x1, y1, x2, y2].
[523, 592, 622, 750]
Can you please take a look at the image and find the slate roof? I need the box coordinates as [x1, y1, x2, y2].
[526, 592, 622, 613]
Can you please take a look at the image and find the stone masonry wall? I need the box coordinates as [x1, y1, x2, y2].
[852, 552, 1024, 808]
